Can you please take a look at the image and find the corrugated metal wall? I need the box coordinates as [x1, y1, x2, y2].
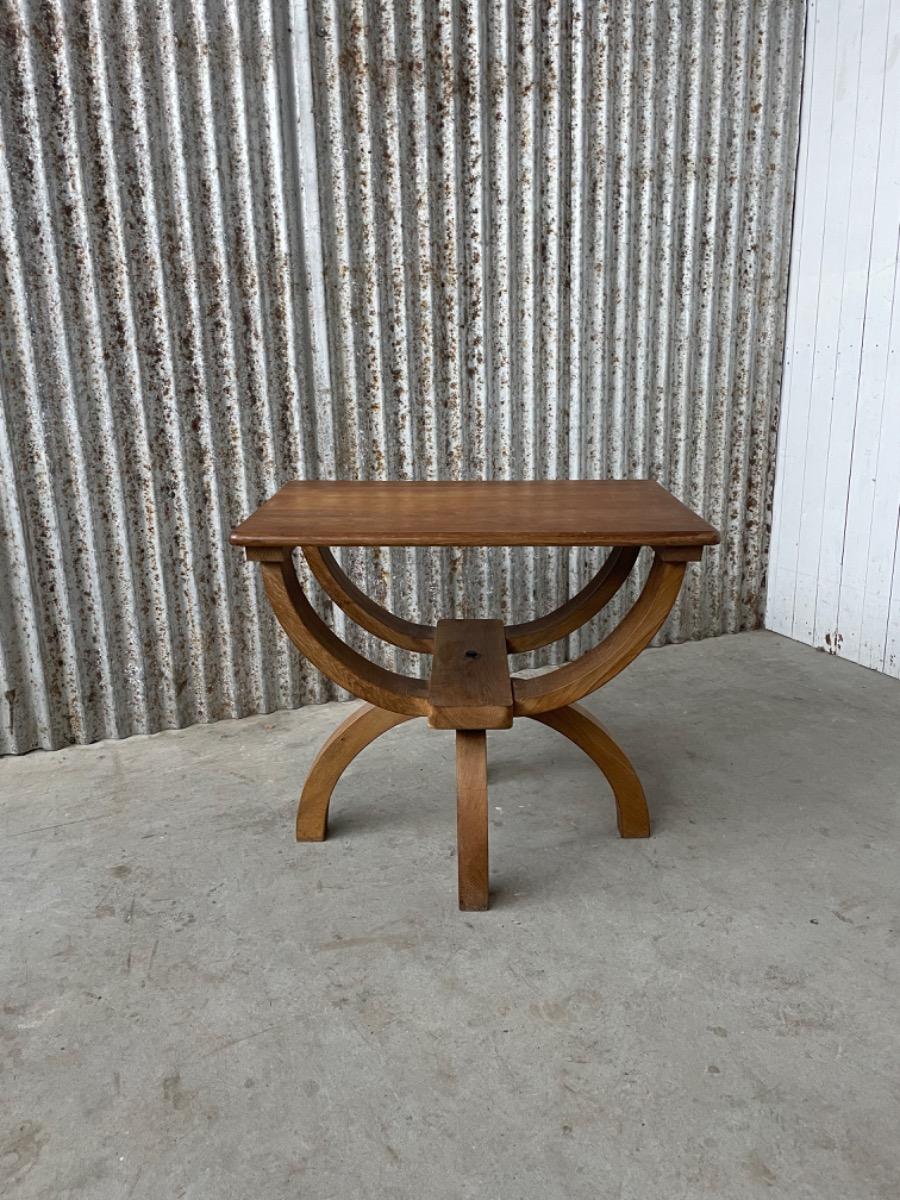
[0, 0, 805, 755]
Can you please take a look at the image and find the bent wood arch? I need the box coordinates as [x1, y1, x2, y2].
[260, 554, 431, 717]
[529, 703, 650, 837]
[296, 703, 416, 841]
[512, 555, 686, 715]
[304, 544, 640, 658]
[303, 546, 436, 653]
[505, 546, 639, 652]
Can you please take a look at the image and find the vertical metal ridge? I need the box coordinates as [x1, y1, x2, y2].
[398, 0, 444, 654]
[3, 5, 108, 745]
[174, 0, 262, 715]
[534, 0, 562, 661]
[147, 0, 236, 718]
[40, 0, 145, 742]
[116, 0, 209, 728]
[485, 0, 515, 645]
[0, 118, 70, 751]
[564, 0, 587, 663]
[370, 0, 415, 675]
[720, 0, 775, 638]
[430, 0, 465, 624]
[0, 0, 805, 752]
[678, 0, 730, 644]
[512, 0, 537, 638]
[458, 0, 490, 620]
[743, 0, 806, 634]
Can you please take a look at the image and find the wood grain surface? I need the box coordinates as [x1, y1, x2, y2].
[428, 620, 513, 729]
[455, 730, 490, 911]
[231, 480, 719, 548]
[295, 703, 416, 841]
[529, 704, 650, 838]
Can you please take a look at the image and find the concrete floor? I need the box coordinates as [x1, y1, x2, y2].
[1, 631, 899, 1199]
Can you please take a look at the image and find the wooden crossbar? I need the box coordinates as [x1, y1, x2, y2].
[427, 619, 513, 730]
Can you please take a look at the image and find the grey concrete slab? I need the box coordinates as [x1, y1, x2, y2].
[1, 631, 899, 1199]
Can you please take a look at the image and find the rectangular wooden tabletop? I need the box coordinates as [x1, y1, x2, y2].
[230, 480, 719, 549]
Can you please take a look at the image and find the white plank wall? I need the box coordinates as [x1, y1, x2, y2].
[767, 0, 900, 676]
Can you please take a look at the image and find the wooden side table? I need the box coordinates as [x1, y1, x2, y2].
[231, 481, 718, 910]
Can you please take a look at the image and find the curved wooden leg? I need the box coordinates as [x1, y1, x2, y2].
[456, 730, 489, 911]
[302, 546, 435, 653]
[511, 555, 686, 715]
[297, 703, 416, 841]
[529, 703, 650, 838]
[260, 554, 431, 716]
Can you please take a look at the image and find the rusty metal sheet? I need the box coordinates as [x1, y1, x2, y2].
[0, 0, 805, 753]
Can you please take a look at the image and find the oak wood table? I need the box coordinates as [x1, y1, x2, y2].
[231, 481, 718, 911]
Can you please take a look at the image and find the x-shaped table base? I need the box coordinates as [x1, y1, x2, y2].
[231, 481, 718, 911]
[248, 542, 691, 910]
[295, 699, 651, 910]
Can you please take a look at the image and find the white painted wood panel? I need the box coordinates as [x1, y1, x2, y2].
[767, 0, 900, 677]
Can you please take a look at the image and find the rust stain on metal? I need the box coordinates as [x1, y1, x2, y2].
[0, 0, 805, 752]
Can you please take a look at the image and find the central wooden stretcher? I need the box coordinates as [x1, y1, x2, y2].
[231, 480, 719, 911]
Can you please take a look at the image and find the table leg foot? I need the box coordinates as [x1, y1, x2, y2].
[456, 730, 489, 910]
[297, 703, 415, 841]
[528, 703, 650, 838]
